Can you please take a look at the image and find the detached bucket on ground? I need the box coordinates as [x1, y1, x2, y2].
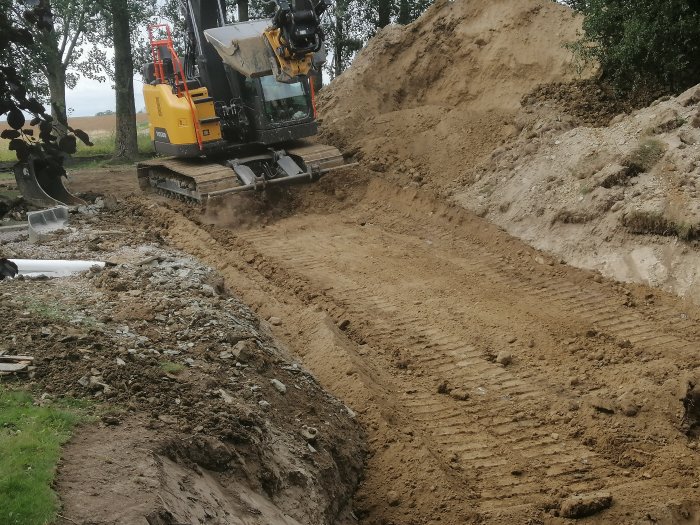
[14, 159, 86, 208]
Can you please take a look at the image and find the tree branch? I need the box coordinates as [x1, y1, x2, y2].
[62, 11, 86, 68]
[58, 16, 70, 56]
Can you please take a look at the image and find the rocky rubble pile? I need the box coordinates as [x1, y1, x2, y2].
[0, 203, 365, 525]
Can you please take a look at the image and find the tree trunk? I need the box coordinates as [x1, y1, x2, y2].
[333, 11, 344, 78]
[111, 0, 138, 160]
[377, 0, 392, 28]
[46, 64, 68, 132]
[238, 0, 249, 21]
[398, 0, 410, 25]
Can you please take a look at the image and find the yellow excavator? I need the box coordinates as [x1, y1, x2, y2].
[137, 0, 348, 201]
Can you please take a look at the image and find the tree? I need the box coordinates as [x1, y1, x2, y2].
[110, 0, 138, 159]
[9, 0, 105, 129]
[1, 0, 92, 181]
[568, 0, 700, 94]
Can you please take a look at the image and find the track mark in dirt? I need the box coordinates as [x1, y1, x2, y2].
[141, 179, 700, 524]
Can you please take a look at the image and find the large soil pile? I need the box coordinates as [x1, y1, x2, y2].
[319, 0, 700, 305]
[319, 0, 583, 187]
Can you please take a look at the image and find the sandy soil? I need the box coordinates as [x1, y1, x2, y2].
[65, 167, 700, 524]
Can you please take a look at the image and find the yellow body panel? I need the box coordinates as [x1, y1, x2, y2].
[143, 84, 222, 148]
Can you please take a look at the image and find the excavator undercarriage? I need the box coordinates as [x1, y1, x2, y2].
[137, 142, 345, 202]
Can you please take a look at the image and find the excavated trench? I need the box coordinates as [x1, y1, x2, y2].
[70, 169, 700, 525]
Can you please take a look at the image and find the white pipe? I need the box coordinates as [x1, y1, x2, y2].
[9, 259, 106, 278]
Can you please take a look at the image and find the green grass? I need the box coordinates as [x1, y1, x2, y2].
[0, 389, 86, 525]
[160, 361, 185, 375]
[24, 300, 68, 322]
[0, 127, 153, 163]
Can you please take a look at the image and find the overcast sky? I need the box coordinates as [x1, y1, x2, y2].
[66, 75, 147, 117]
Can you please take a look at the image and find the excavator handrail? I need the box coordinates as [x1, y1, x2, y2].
[147, 23, 204, 152]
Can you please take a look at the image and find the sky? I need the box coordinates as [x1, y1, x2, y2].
[66, 75, 147, 117]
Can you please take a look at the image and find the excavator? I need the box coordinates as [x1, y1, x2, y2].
[136, 0, 348, 201]
[12, 0, 346, 208]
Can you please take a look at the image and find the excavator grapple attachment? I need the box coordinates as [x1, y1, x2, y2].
[14, 159, 86, 208]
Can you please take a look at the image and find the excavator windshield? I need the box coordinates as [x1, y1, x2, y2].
[259, 75, 310, 124]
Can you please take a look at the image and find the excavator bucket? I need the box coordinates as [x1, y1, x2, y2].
[14, 159, 86, 208]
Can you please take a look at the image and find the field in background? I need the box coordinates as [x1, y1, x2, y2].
[0, 113, 152, 162]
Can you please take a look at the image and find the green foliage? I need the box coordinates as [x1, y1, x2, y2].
[0, 389, 85, 525]
[568, 0, 700, 94]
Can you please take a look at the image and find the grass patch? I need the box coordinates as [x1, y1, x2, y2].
[0, 388, 86, 525]
[623, 139, 666, 176]
[24, 300, 68, 322]
[622, 211, 699, 240]
[0, 128, 153, 163]
[160, 361, 185, 375]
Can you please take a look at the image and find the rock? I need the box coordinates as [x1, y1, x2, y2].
[258, 400, 271, 409]
[387, 490, 401, 507]
[617, 393, 640, 417]
[678, 129, 698, 145]
[449, 388, 470, 401]
[271, 379, 287, 394]
[560, 492, 612, 519]
[218, 389, 235, 404]
[301, 425, 318, 442]
[506, 335, 517, 344]
[437, 381, 451, 394]
[268, 316, 283, 326]
[78, 375, 90, 387]
[219, 351, 234, 359]
[115, 357, 126, 366]
[496, 352, 513, 366]
[233, 340, 256, 362]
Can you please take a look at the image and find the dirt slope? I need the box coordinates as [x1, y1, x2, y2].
[456, 85, 700, 305]
[319, 0, 583, 188]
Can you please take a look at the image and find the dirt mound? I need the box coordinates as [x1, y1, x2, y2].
[319, 0, 583, 188]
[454, 83, 700, 303]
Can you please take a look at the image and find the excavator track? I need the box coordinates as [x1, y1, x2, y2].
[137, 142, 345, 202]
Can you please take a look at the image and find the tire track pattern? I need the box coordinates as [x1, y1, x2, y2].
[238, 218, 698, 516]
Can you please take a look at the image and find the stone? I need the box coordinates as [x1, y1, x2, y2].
[115, 357, 126, 366]
[560, 492, 612, 519]
[496, 352, 512, 366]
[269, 317, 283, 326]
[617, 393, 640, 417]
[449, 388, 470, 401]
[301, 425, 318, 442]
[271, 379, 287, 394]
[387, 490, 401, 507]
[233, 340, 256, 362]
